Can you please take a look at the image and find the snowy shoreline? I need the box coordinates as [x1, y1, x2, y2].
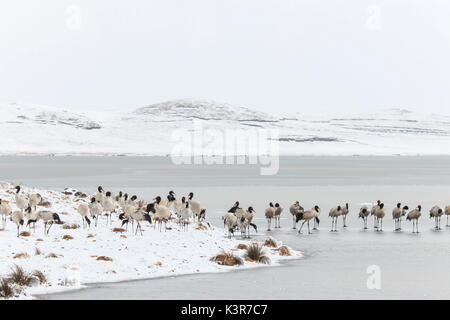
[0, 183, 301, 300]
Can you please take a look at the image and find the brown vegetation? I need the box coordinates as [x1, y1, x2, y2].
[245, 243, 270, 264]
[264, 237, 277, 248]
[210, 251, 243, 266]
[96, 256, 113, 262]
[278, 246, 291, 256]
[236, 244, 248, 250]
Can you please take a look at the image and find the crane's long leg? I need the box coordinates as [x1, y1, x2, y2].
[299, 221, 306, 234]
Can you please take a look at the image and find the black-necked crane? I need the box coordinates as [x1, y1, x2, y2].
[392, 203, 408, 231]
[158, 191, 175, 208]
[406, 205, 422, 233]
[228, 201, 241, 214]
[341, 203, 349, 227]
[446, 206, 450, 227]
[174, 196, 186, 224]
[274, 203, 283, 228]
[237, 207, 257, 239]
[223, 212, 238, 238]
[371, 200, 381, 229]
[180, 202, 192, 231]
[392, 203, 401, 231]
[102, 191, 116, 225]
[88, 197, 103, 227]
[11, 210, 24, 237]
[187, 192, 203, 221]
[289, 201, 304, 229]
[28, 193, 42, 211]
[429, 205, 443, 230]
[77, 203, 91, 228]
[14, 186, 28, 212]
[374, 203, 386, 231]
[296, 206, 320, 234]
[121, 204, 152, 235]
[359, 205, 370, 229]
[329, 206, 342, 232]
[243, 206, 257, 238]
[0, 199, 12, 227]
[95, 186, 105, 204]
[152, 199, 171, 232]
[265, 202, 275, 231]
[27, 210, 61, 235]
[25, 206, 38, 231]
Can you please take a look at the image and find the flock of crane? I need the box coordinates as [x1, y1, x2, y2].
[287, 201, 450, 234]
[224, 200, 450, 237]
[1, 185, 449, 238]
[0, 186, 206, 237]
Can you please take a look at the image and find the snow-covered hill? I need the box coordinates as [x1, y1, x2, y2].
[0, 99, 449, 156]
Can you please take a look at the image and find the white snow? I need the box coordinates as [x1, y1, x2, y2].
[1, 100, 450, 156]
[0, 182, 300, 299]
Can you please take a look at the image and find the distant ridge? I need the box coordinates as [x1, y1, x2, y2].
[0, 100, 449, 156]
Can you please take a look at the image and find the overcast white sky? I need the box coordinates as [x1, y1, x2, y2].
[0, 0, 449, 114]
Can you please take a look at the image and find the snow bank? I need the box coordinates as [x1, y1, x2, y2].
[0, 182, 300, 299]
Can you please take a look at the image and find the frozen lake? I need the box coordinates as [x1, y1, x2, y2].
[2, 156, 450, 299]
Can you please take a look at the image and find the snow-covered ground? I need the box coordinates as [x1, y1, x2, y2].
[1, 99, 450, 156]
[0, 182, 300, 299]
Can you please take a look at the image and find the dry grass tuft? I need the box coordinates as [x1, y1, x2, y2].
[155, 261, 163, 267]
[39, 201, 52, 208]
[54, 220, 64, 225]
[113, 228, 126, 233]
[74, 191, 87, 198]
[245, 243, 270, 264]
[7, 265, 36, 287]
[19, 231, 31, 237]
[0, 228, 5, 232]
[195, 223, 208, 231]
[34, 247, 41, 256]
[120, 235, 127, 238]
[60, 212, 69, 216]
[62, 235, 74, 240]
[236, 244, 248, 250]
[0, 278, 16, 298]
[278, 246, 291, 256]
[13, 253, 29, 259]
[87, 234, 94, 238]
[36, 238, 44, 242]
[264, 237, 278, 248]
[210, 251, 243, 266]
[96, 256, 113, 262]
[62, 223, 79, 229]
[32, 270, 47, 284]
[46, 252, 60, 258]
